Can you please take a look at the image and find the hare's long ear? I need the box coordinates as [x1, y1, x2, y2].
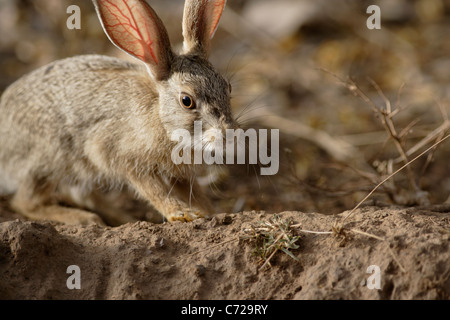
[93, 0, 173, 80]
[182, 0, 226, 57]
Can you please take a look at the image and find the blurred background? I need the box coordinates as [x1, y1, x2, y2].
[0, 0, 449, 215]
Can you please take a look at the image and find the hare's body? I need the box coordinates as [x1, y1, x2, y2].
[0, 55, 210, 224]
[0, 0, 233, 225]
[0, 55, 185, 186]
[1, 55, 159, 189]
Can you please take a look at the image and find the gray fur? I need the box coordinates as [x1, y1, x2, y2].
[0, 0, 233, 225]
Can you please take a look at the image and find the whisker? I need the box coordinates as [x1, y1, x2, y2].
[236, 114, 275, 126]
[207, 165, 225, 198]
[234, 95, 264, 121]
[166, 177, 179, 200]
[251, 164, 261, 189]
[235, 105, 271, 122]
[189, 169, 196, 209]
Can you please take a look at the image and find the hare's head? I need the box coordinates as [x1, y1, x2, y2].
[93, 0, 235, 155]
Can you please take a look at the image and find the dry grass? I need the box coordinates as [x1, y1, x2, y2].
[240, 214, 300, 271]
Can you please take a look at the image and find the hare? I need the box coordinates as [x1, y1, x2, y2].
[0, 0, 235, 225]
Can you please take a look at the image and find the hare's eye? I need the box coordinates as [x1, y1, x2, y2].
[228, 83, 232, 94]
[180, 94, 196, 109]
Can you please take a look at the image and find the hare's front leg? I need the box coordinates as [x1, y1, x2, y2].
[128, 174, 214, 222]
[170, 179, 215, 217]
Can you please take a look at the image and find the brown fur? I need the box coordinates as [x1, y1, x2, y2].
[0, 0, 233, 225]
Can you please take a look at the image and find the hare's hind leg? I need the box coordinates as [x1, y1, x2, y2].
[57, 183, 162, 226]
[72, 188, 140, 226]
[11, 177, 105, 226]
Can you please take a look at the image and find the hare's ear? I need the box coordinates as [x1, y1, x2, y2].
[182, 0, 226, 57]
[93, 0, 173, 80]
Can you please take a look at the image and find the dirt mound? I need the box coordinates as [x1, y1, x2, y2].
[0, 206, 448, 300]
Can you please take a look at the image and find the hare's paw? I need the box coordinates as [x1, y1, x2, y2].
[167, 208, 209, 222]
[77, 211, 107, 226]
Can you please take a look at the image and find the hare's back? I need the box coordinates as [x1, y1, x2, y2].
[0, 55, 150, 193]
[0, 55, 148, 132]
